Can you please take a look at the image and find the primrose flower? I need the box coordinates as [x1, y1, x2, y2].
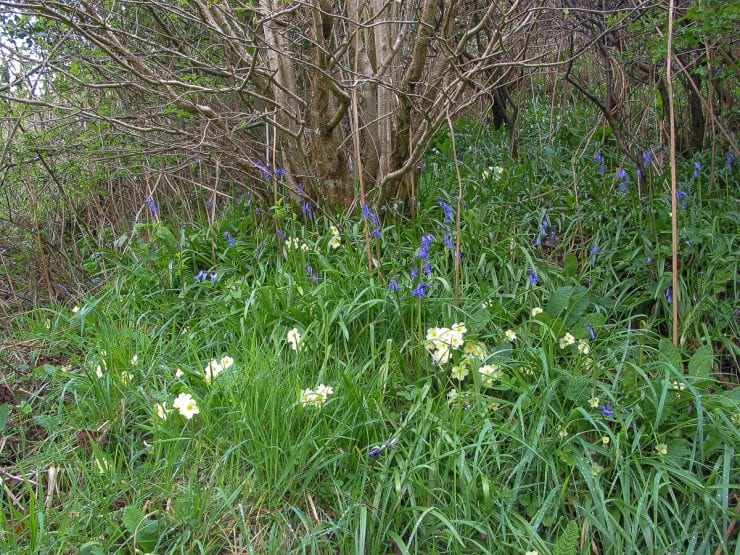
[589, 397, 600, 408]
[656, 443, 668, 456]
[155, 402, 169, 420]
[173, 367, 184, 378]
[463, 341, 486, 359]
[577, 339, 590, 355]
[204, 359, 224, 383]
[95, 365, 104, 378]
[559, 333, 576, 349]
[120, 372, 133, 384]
[479, 364, 502, 387]
[450, 364, 469, 381]
[671, 380, 685, 391]
[220, 356, 234, 369]
[130, 354, 138, 366]
[591, 464, 604, 477]
[558, 427, 568, 439]
[602, 436, 610, 446]
[72, 305, 81, 314]
[173, 392, 199, 420]
[315, 383, 334, 400]
[505, 329, 517, 342]
[531, 307, 543, 317]
[431, 344, 451, 366]
[287, 328, 303, 351]
[300, 385, 333, 407]
[525, 551, 539, 555]
[328, 235, 341, 249]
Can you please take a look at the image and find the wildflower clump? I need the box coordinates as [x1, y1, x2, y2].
[203, 355, 234, 383]
[424, 323, 466, 366]
[327, 225, 341, 249]
[300, 384, 334, 407]
[479, 364, 502, 387]
[559, 332, 575, 349]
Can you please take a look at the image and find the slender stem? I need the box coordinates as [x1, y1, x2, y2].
[352, 23, 372, 272]
[446, 110, 463, 307]
[666, 0, 679, 346]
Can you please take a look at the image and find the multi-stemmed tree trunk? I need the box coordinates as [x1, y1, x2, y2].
[0, 0, 542, 209]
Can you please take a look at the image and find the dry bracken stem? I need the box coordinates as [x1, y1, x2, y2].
[666, 0, 679, 346]
[446, 109, 463, 307]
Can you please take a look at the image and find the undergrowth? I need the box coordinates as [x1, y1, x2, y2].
[2, 109, 738, 554]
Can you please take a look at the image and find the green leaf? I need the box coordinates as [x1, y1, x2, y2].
[79, 542, 106, 555]
[658, 338, 683, 371]
[123, 506, 146, 533]
[546, 286, 574, 318]
[688, 345, 713, 378]
[552, 519, 580, 555]
[563, 252, 579, 277]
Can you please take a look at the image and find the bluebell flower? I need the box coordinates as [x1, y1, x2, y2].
[616, 168, 629, 182]
[361, 203, 381, 238]
[584, 321, 596, 340]
[209, 271, 218, 282]
[416, 233, 434, 259]
[642, 149, 652, 167]
[692, 161, 701, 179]
[410, 268, 419, 279]
[223, 231, 235, 247]
[297, 183, 313, 220]
[254, 160, 271, 180]
[593, 151, 603, 164]
[388, 275, 400, 292]
[423, 262, 432, 275]
[306, 264, 318, 283]
[275, 168, 286, 177]
[600, 403, 614, 418]
[665, 287, 672, 304]
[443, 232, 454, 251]
[676, 190, 687, 209]
[368, 437, 398, 457]
[276, 228, 286, 241]
[527, 268, 539, 285]
[195, 270, 207, 282]
[145, 197, 158, 217]
[726, 150, 734, 170]
[589, 246, 600, 265]
[619, 181, 628, 193]
[410, 282, 430, 298]
[599, 164, 605, 174]
[437, 197, 454, 224]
